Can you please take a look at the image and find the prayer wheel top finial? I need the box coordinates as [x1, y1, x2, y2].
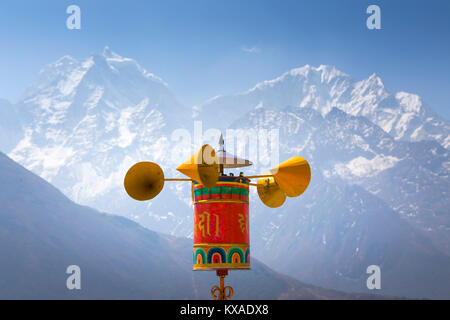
[219, 133, 225, 151]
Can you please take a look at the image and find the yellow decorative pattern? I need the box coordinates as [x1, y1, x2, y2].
[195, 199, 248, 204]
[193, 263, 250, 270]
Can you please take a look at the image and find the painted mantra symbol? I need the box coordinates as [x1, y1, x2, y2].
[238, 213, 248, 234]
[197, 212, 220, 237]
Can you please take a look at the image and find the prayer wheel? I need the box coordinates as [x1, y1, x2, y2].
[192, 176, 250, 270]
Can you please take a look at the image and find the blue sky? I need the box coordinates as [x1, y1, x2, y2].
[0, 0, 449, 119]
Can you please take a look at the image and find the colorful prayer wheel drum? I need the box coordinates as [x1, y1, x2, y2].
[192, 176, 250, 270]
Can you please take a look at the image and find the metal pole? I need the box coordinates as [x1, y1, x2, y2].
[211, 269, 234, 300]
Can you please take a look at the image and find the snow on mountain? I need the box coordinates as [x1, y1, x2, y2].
[333, 155, 401, 178]
[197, 65, 450, 149]
[8, 48, 194, 233]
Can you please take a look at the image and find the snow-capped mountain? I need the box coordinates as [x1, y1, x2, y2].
[7, 47, 196, 234]
[197, 65, 450, 149]
[1, 51, 449, 298]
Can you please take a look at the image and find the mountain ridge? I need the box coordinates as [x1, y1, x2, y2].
[198, 64, 449, 149]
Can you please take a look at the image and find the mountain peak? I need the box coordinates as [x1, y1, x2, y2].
[98, 46, 168, 85]
[288, 64, 349, 79]
[51, 55, 78, 68]
[101, 46, 130, 62]
[353, 72, 387, 98]
[272, 64, 350, 86]
[365, 73, 385, 87]
[102, 45, 113, 56]
[288, 64, 311, 77]
[246, 64, 351, 96]
[317, 64, 349, 78]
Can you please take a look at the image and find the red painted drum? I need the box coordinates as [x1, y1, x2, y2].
[193, 176, 250, 270]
